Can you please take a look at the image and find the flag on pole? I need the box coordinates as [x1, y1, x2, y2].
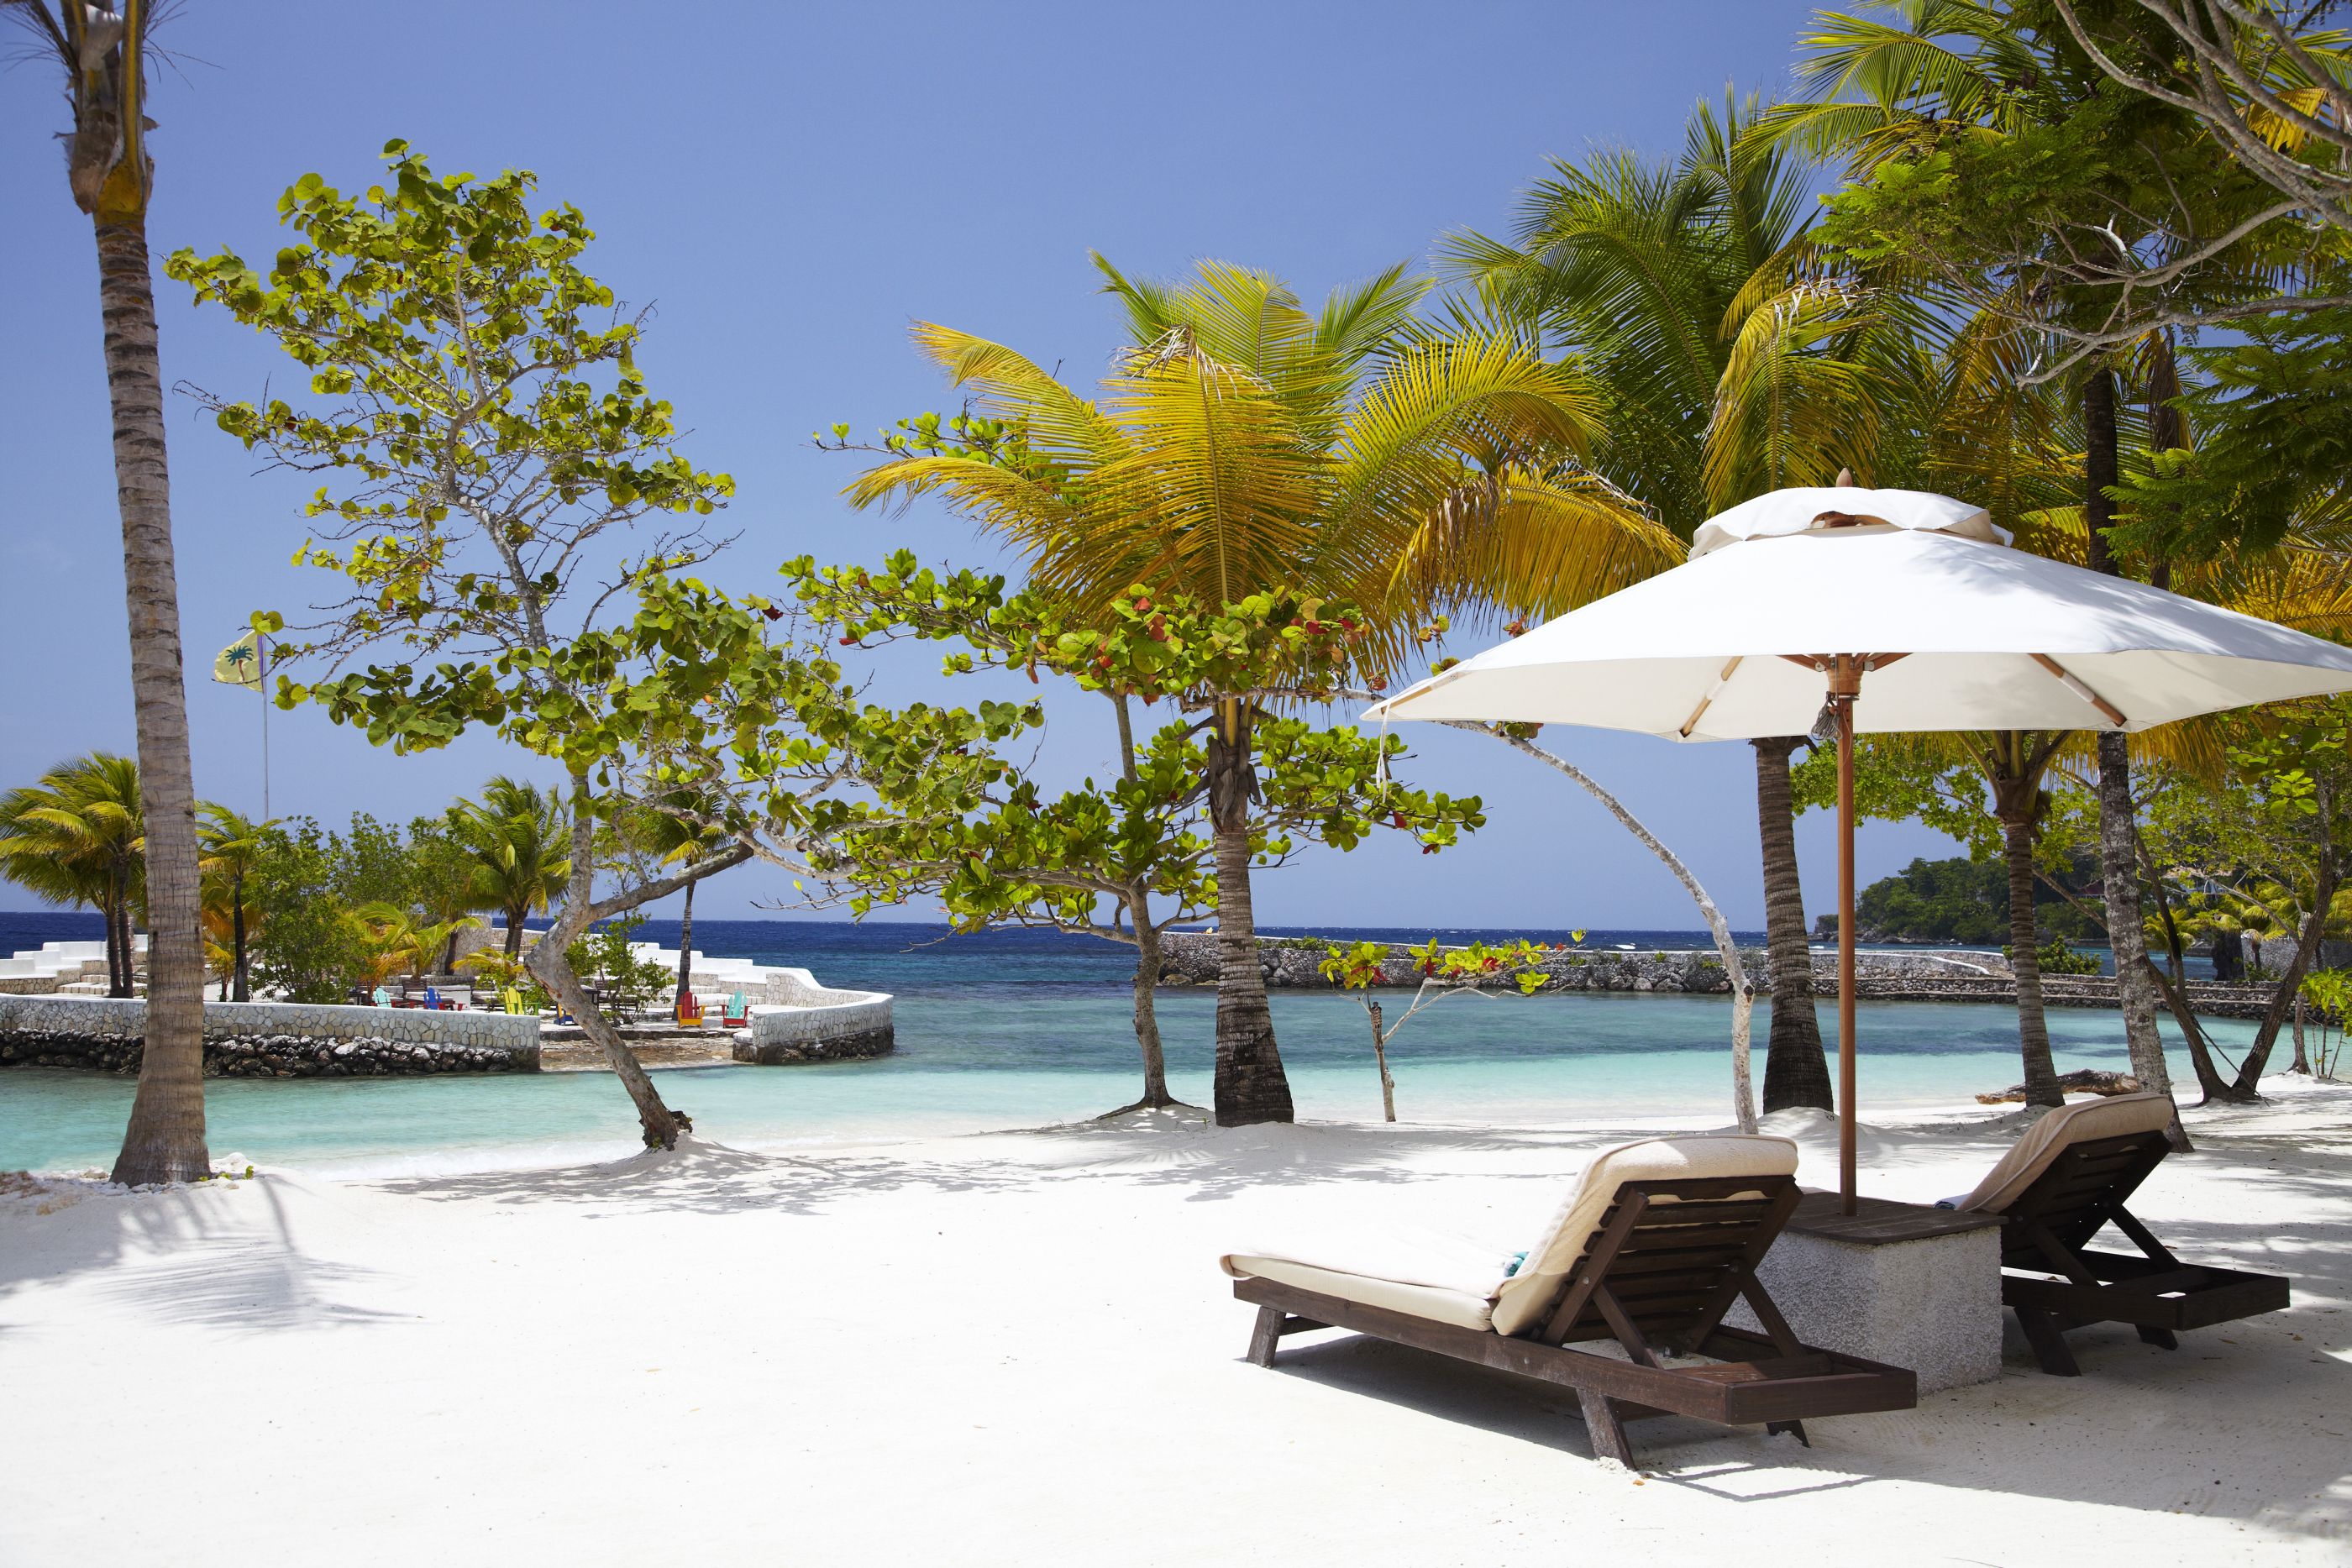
[212, 632, 265, 691]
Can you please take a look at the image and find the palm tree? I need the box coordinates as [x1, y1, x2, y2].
[445, 777, 572, 961]
[844, 258, 1677, 1125]
[1442, 94, 1924, 1113]
[621, 798, 727, 1010]
[1755, 2, 2311, 1130]
[197, 805, 266, 1002]
[0, 755, 147, 996]
[12, 1, 209, 1183]
[349, 903, 480, 989]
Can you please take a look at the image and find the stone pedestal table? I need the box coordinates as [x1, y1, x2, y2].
[1728, 1191, 2005, 1393]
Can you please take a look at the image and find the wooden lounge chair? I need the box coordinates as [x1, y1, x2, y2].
[1221, 1136, 1916, 1466]
[1949, 1091, 2289, 1377]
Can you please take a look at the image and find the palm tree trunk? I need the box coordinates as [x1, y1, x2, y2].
[506, 900, 527, 959]
[2002, 805, 2064, 1109]
[1206, 702, 1292, 1127]
[230, 864, 250, 1002]
[2095, 732, 2177, 1115]
[2083, 364, 2180, 1130]
[1753, 738, 1832, 1113]
[675, 877, 697, 1006]
[1126, 891, 1174, 1109]
[98, 214, 209, 1185]
[102, 878, 125, 996]
[115, 892, 135, 997]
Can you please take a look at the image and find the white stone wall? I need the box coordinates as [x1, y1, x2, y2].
[0, 994, 542, 1050]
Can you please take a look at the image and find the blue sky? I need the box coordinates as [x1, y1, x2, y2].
[1, 0, 1961, 929]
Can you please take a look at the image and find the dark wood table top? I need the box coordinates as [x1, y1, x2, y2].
[1781, 1189, 2005, 1245]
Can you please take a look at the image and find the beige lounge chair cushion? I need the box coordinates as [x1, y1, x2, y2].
[1219, 1135, 1798, 1340]
[1221, 1224, 1515, 1331]
[1956, 1090, 2173, 1215]
[1489, 1135, 1798, 1336]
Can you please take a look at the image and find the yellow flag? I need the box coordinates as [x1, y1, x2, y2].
[212, 632, 265, 691]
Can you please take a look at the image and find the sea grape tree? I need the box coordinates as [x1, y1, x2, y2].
[165, 145, 1028, 1146]
[1319, 938, 1549, 1122]
[785, 553, 1486, 1118]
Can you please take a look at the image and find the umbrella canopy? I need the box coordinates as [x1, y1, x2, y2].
[1368, 490, 2352, 738]
[1366, 485, 2352, 1212]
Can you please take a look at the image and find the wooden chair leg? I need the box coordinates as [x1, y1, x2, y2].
[2014, 1306, 2082, 1376]
[1577, 1389, 1638, 1467]
[2137, 1325, 2179, 1350]
[1765, 1420, 1809, 1447]
[1245, 1305, 1284, 1368]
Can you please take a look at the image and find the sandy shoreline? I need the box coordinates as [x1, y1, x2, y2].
[3, 1083, 2349, 1565]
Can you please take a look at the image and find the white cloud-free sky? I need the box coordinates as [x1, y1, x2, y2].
[2, 0, 1964, 930]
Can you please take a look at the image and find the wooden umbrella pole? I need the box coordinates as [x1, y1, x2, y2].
[1832, 655, 1862, 1215]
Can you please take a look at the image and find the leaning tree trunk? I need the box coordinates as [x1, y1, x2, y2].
[1124, 892, 1177, 1110]
[538, 773, 690, 1147]
[1753, 738, 1832, 1113]
[100, 216, 210, 1185]
[2137, 846, 2226, 1119]
[2231, 779, 2339, 1097]
[674, 875, 697, 1007]
[1471, 726, 1756, 1130]
[1205, 702, 1293, 1126]
[2084, 365, 2184, 1142]
[1999, 804, 2064, 1108]
[506, 904, 528, 960]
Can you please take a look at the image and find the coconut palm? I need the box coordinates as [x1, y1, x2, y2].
[445, 777, 572, 961]
[10, 1, 210, 1182]
[843, 257, 1677, 1124]
[349, 902, 480, 988]
[1441, 94, 1934, 1113]
[1755, 1, 2328, 1132]
[197, 805, 267, 1002]
[0, 754, 147, 996]
[617, 795, 727, 1010]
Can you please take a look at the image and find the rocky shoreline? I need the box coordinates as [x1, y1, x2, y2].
[0, 1029, 538, 1077]
[1154, 933, 2281, 1019]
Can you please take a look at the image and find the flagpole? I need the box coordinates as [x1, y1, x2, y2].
[260, 633, 270, 821]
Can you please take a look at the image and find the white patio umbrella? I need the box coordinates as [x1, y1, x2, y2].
[1367, 485, 2352, 1211]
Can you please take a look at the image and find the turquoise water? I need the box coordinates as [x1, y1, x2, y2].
[0, 987, 2251, 1177]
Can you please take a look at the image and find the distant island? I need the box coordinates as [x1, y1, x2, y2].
[1815, 856, 2094, 947]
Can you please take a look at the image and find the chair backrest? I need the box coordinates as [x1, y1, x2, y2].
[1996, 1130, 2171, 1263]
[1489, 1135, 1801, 1340]
[1955, 1091, 2173, 1215]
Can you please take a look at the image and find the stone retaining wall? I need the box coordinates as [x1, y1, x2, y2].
[0, 995, 541, 1077]
[1155, 934, 2276, 1017]
[732, 971, 895, 1065]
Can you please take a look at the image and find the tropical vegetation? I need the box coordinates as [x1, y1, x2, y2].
[19, 0, 2352, 1182]
[15, 0, 211, 1183]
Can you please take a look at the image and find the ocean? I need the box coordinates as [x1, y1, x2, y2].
[0, 910, 2249, 1176]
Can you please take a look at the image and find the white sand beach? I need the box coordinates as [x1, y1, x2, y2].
[4, 1083, 2349, 1567]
